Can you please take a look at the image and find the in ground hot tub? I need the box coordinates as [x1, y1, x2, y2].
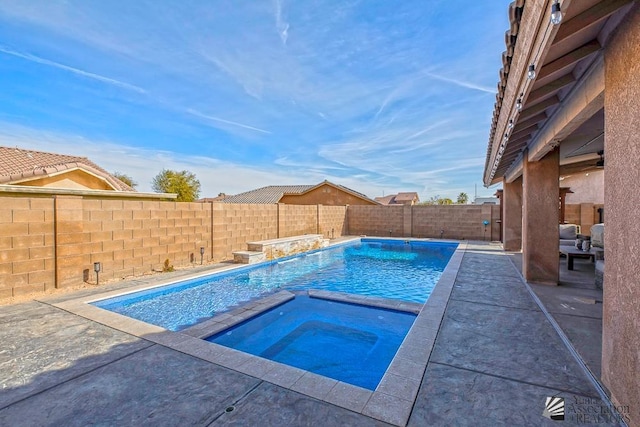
[206, 294, 416, 390]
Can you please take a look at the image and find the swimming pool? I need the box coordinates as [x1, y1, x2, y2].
[207, 294, 416, 390]
[93, 239, 457, 331]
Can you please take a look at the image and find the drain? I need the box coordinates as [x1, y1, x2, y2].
[225, 406, 235, 413]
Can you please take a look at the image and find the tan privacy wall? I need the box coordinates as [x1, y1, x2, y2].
[0, 196, 55, 298]
[278, 205, 317, 237]
[348, 204, 500, 240]
[602, 4, 640, 425]
[318, 205, 348, 238]
[0, 197, 349, 295]
[564, 203, 604, 233]
[211, 203, 278, 262]
[1, 194, 498, 297]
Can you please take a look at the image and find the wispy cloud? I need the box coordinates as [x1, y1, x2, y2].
[0, 0, 511, 200]
[0, 46, 146, 94]
[422, 71, 495, 94]
[186, 109, 272, 135]
[274, 0, 290, 45]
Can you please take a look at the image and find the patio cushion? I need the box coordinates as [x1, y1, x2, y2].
[591, 223, 604, 248]
[559, 224, 579, 240]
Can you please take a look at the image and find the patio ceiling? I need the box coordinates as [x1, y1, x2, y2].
[483, 0, 635, 186]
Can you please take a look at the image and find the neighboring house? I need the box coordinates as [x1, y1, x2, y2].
[0, 146, 134, 191]
[199, 193, 228, 203]
[473, 197, 499, 205]
[375, 192, 420, 205]
[220, 180, 378, 205]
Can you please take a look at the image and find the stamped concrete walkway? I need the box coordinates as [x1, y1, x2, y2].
[0, 242, 622, 426]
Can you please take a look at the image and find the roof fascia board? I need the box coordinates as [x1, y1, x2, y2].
[8, 166, 119, 191]
[485, 0, 575, 185]
[485, 0, 557, 184]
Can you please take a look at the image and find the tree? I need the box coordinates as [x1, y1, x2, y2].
[419, 195, 441, 205]
[152, 169, 201, 202]
[420, 195, 453, 205]
[113, 172, 137, 189]
[456, 192, 469, 204]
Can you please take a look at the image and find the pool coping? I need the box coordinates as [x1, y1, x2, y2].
[51, 238, 466, 426]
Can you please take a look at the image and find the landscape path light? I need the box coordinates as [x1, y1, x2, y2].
[94, 262, 101, 285]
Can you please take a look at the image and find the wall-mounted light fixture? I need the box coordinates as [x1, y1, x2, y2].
[200, 247, 205, 265]
[527, 64, 536, 80]
[93, 262, 101, 285]
[551, 1, 563, 25]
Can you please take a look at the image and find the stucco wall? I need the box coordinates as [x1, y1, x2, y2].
[19, 169, 114, 191]
[602, 4, 640, 425]
[562, 169, 604, 204]
[279, 184, 376, 205]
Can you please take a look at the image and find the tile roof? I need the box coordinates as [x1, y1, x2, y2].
[395, 192, 419, 201]
[375, 192, 419, 205]
[0, 146, 134, 191]
[222, 181, 377, 204]
[374, 195, 396, 205]
[222, 185, 315, 204]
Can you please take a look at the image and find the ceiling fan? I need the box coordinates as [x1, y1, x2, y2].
[595, 150, 604, 168]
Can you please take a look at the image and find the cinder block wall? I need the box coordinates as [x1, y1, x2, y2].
[0, 196, 55, 298]
[348, 205, 500, 240]
[1, 195, 502, 297]
[347, 205, 405, 237]
[412, 205, 497, 240]
[318, 205, 347, 238]
[563, 203, 604, 234]
[77, 199, 211, 285]
[278, 204, 317, 237]
[212, 203, 278, 261]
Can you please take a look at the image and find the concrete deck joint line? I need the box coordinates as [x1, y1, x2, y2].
[506, 256, 626, 425]
[0, 343, 153, 412]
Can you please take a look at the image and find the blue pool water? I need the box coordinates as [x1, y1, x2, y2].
[207, 295, 416, 390]
[93, 239, 457, 331]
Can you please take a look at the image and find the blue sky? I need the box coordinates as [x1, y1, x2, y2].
[0, 0, 510, 200]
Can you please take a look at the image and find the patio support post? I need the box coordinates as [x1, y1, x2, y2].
[522, 148, 559, 285]
[602, 4, 640, 423]
[502, 176, 523, 251]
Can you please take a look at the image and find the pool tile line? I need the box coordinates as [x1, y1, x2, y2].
[182, 290, 296, 338]
[307, 289, 423, 314]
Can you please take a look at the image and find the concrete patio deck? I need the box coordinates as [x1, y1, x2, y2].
[0, 242, 623, 426]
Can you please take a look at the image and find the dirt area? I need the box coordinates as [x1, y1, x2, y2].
[0, 261, 226, 307]
[0, 282, 103, 306]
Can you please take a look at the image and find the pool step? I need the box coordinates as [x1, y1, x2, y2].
[232, 250, 266, 264]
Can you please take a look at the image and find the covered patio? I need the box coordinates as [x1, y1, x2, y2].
[484, 0, 640, 424]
